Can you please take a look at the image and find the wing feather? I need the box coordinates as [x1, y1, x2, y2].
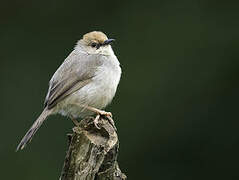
[44, 51, 103, 109]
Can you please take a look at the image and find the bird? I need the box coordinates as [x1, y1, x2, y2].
[16, 31, 121, 151]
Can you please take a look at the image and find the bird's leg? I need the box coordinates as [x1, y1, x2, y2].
[84, 106, 112, 117]
[70, 116, 79, 126]
[83, 106, 116, 130]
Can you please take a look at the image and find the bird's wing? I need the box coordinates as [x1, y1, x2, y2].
[44, 51, 103, 109]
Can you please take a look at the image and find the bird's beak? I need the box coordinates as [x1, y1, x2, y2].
[103, 39, 115, 45]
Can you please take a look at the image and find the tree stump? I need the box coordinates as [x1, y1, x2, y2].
[60, 116, 126, 180]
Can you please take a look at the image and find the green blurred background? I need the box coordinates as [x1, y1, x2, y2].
[1, 0, 239, 179]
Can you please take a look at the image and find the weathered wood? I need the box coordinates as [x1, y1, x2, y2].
[60, 117, 126, 180]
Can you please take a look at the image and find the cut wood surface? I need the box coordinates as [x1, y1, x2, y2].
[60, 116, 126, 180]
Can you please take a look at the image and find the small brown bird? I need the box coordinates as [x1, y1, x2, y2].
[16, 31, 121, 151]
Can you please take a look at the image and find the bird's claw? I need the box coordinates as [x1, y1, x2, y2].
[98, 110, 112, 118]
[93, 114, 101, 129]
[93, 111, 116, 131]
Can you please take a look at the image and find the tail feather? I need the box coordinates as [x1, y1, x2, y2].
[16, 108, 51, 151]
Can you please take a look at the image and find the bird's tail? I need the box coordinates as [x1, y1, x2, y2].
[16, 108, 52, 151]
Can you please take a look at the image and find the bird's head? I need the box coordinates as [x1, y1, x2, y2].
[76, 31, 115, 55]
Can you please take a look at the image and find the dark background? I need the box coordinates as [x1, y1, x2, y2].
[1, 0, 239, 179]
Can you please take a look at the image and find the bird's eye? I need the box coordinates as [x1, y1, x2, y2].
[91, 43, 97, 48]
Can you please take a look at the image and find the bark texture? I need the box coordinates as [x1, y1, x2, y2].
[60, 117, 126, 180]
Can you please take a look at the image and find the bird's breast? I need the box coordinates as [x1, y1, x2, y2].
[90, 58, 121, 108]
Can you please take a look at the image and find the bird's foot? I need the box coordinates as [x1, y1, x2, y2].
[85, 106, 116, 130]
[93, 110, 116, 131]
[97, 110, 112, 117]
[84, 106, 112, 118]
